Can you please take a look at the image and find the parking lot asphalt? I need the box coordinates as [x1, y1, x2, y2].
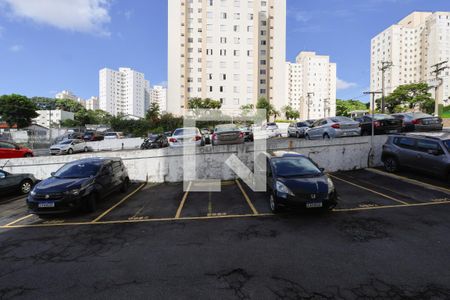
[1, 169, 450, 299]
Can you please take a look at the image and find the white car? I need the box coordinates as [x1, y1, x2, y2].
[168, 128, 205, 147]
[50, 139, 90, 155]
[104, 132, 124, 139]
[262, 123, 282, 138]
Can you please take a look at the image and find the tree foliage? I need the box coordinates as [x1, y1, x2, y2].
[145, 102, 161, 123]
[0, 94, 39, 128]
[336, 99, 368, 117]
[256, 97, 277, 121]
[282, 105, 300, 120]
[380, 83, 434, 114]
[187, 98, 222, 110]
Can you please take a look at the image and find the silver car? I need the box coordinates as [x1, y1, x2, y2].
[288, 121, 311, 138]
[168, 128, 205, 147]
[211, 124, 244, 146]
[305, 117, 361, 140]
[50, 139, 90, 155]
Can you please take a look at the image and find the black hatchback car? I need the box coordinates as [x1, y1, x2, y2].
[260, 151, 338, 213]
[27, 158, 130, 215]
[356, 114, 402, 136]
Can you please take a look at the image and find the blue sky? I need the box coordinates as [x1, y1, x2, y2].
[0, 0, 449, 103]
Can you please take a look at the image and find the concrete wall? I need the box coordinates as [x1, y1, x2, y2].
[87, 138, 144, 152]
[0, 136, 388, 183]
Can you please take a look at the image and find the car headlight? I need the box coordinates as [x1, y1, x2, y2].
[327, 177, 335, 194]
[276, 181, 294, 197]
[30, 190, 36, 196]
[65, 188, 81, 196]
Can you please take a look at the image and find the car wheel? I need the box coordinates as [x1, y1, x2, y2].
[24, 153, 33, 158]
[323, 133, 331, 140]
[68, 148, 74, 155]
[296, 132, 300, 138]
[84, 147, 89, 152]
[269, 194, 280, 213]
[384, 156, 399, 173]
[120, 177, 130, 193]
[19, 179, 33, 194]
[85, 194, 97, 212]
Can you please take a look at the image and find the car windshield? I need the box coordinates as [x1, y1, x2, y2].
[297, 122, 308, 127]
[444, 140, 450, 152]
[173, 128, 197, 136]
[215, 125, 238, 132]
[412, 113, 432, 118]
[59, 140, 73, 145]
[373, 114, 394, 120]
[105, 133, 116, 136]
[272, 157, 322, 177]
[54, 162, 101, 179]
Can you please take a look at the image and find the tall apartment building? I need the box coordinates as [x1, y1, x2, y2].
[286, 52, 336, 120]
[168, 0, 286, 115]
[150, 85, 168, 113]
[85, 96, 99, 111]
[99, 68, 151, 118]
[371, 12, 450, 107]
[55, 90, 86, 107]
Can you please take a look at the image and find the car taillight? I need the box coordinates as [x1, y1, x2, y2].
[412, 119, 421, 125]
[212, 133, 217, 140]
[169, 138, 177, 143]
[331, 124, 340, 129]
[193, 135, 202, 141]
[374, 121, 381, 127]
[239, 132, 244, 138]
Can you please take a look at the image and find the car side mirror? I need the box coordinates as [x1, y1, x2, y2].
[319, 168, 325, 172]
[51, 172, 56, 177]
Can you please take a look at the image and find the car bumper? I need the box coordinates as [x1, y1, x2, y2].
[213, 138, 245, 145]
[415, 124, 443, 132]
[334, 129, 361, 138]
[276, 191, 338, 208]
[27, 194, 85, 214]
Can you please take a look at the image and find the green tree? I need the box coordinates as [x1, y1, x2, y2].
[0, 94, 39, 128]
[55, 98, 85, 113]
[336, 99, 368, 117]
[256, 97, 276, 121]
[282, 105, 300, 120]
[188, 98, 222, 110]
[145, 102, 161, 123]
[382, 83, 434, 114]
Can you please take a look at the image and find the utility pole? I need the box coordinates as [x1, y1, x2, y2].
[364, 91, 382, 167]
[307, 92, 314, 120]
[380, 61, 393, 114]
[431, 61, 449, 116]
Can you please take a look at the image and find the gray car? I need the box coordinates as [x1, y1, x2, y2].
[382, 133, 450, 180]
[212, 124, 244, 146]
[305, 117, 361, 140]
[0, 170, 37, 195]
[50, 139, 90, 155]
[288, 121, 311, 138]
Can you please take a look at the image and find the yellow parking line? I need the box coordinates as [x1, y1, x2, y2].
[175, 181, 192, 219]
[92, 183, 146, 223]
[235, 180, 259, 215]
[366, 168, 450, 194]
[329, 174, 409, 205]
[334, 200, 450, 212]
[3, 214, 33, 227]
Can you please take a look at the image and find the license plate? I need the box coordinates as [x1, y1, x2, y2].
[306, 202, 323, 208]
[38, 202, 55, 208]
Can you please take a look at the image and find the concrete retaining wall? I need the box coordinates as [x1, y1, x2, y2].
[0, 136, 388, 183]
[87, 138, 144, 152]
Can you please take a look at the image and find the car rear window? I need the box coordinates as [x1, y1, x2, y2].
[331, 117, 353, 122]
[215, 125, 238, 132]
[272, 157, 322, 177]
[173, 128, 197, 136]
[373, 114, 394, 120]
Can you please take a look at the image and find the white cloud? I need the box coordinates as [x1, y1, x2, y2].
[9, 44, 23, 52]
[337, 78, 357, 90]
[294, 11, 312, 22]
[0, 0, 112, 36]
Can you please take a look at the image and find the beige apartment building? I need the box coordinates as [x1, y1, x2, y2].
[370, 12, 450, 107]
[167, 0, 286, 115]
[286, 52, 337, 120]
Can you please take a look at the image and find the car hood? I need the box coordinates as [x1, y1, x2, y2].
[34, 176, 92, 193]
[277, 175, 328, 194]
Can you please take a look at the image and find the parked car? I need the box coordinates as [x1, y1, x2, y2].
[356, 114, 403, 136]
[211, 124, 245, 146]
[27, 158, 130, 214]
[305, 117, 361, 140]
[168, 128, 205, 147]
[288, 121, 311, 138]
[262, 123, 282, 138]
[258, 151, 338, 213]
[141, 134, 169, 149]
[201, 128, 212, 145]
[104, 132, 124, 140]
[392, 113, 443, 132]
[0, 170, 37, 195]
[381, 133, 450, 180]
[83, 131, 104, 141]
[239, 126, 254, 142]
[50, 139, 90, 155]
[0, 141, 34, 158]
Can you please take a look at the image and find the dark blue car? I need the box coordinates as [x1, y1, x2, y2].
[261, 151, 338, 213]
[27, 157, 130, 215]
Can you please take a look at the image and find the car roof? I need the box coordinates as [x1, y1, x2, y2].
[67, 157, 121, 165]
[393, 132, 450, 141]
[267, 151, 307, 158]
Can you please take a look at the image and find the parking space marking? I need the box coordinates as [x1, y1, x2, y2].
[329, 174, 409, 205]
[334, 199, 450, 212]
[366, 168, 450, 195]
[3, 214, 33, 227]
[92, 183, 147, 223]
[175, 181, 192, 219]
[235, 180, 259, 215]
